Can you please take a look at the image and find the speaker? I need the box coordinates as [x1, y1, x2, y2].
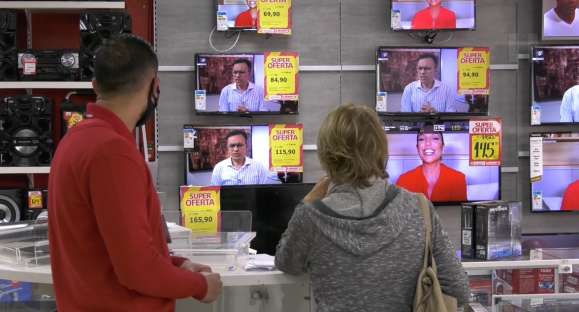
[0, 10, 17, 81]
[0, 95, 53, 166]
[18, 50, 80, 81]
[80, 11, 132, 81]
[0, 189, 23, 224]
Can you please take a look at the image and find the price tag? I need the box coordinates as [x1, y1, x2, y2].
[28, 191, 43, 209]
[194, 90, 206, 111]
[23, 57, 37, 75]
[376, 92, 387, 112]
[179, 186, 221, 234]
[469, 119, 502, 166]
[257, 0, 292, 35]
[264, 52, 299, 101]
[457, 48, 490, 95]
[530, 136, 543, 182]
[269, 124, 303, 172]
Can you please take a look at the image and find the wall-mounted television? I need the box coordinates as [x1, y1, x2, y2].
[390, 0, 476, 31]
[541, 0, 579, 41]
[184, 125, 302, 186]
[531, 45, 579, 125]
[530, 133, 579, 212]
[376, 47, 490, 116]
[385, 120, 500, 205]
[216, 0, 259, 32]
[194, 53, 299, 115]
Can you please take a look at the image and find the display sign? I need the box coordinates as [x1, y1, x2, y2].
[269, 124, 303, 172]
[458, 48, 490, 95]
[530, 136, 543, 182]
[257, 0, 292, 35]
[264, 52, 299, 101]
[179, 186, 221, 234]
[27, 191, 43, 209]
[469, 119, 502, 166]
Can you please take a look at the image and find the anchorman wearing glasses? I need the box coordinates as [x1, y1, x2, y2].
[218, 59, 266, 113]
[210, 130, 273, 185]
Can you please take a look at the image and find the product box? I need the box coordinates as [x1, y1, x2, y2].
[493, 268, 555, 295]
[469, 275, 492, 308]
[461, 202, 476, 259]
[474, 201, 522, 260]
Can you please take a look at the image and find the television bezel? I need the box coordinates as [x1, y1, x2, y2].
[529, 132, 579, 213]
[194, 52, 299, 116]
[530, 45, 579, 126]
[389, 0, 477, 32]
[375, 46, 490, 117]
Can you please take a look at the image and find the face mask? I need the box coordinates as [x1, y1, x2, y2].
[135, 78, 159, 128]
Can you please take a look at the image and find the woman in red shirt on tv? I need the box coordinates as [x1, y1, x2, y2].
[411, 0, 457, 30]
[561, 180, 579, 210]
[235, 0, 259, 29]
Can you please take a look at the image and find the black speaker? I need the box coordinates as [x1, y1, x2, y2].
[0, 189, 23, 224]
[80, 11, 132, 81]
[0, 10, 17, 81]
[0, 95, 53, 166]
[18, 50, 80, 81]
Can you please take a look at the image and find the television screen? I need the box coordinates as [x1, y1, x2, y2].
[385, 120, 500, 205]
[542, 0, 579, 40]
[390, 0, 476, 31]
[216, 0, 258, 32]
[376, 47, 489, 115]
[531, 46, 579, 125]
[530, 133, 579, 212]
[220, 183, 315, 255]
[184, 125, 303, 186]
[194, 53, 299, 115]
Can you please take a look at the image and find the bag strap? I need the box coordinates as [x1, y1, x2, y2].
[417, 194, 437, 273]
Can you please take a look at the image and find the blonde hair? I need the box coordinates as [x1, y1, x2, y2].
[317, 104, 388, 188]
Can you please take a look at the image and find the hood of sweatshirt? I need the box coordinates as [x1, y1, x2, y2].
[306, 179, 413, 257]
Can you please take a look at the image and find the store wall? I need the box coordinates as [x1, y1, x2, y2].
[157, 0, 579, 270]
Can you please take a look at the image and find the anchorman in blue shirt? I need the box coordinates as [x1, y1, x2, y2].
[401, 54, 456, 113]
[218, 59, 266, 113]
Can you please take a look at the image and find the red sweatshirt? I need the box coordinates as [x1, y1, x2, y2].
[48, 103, 207, 311]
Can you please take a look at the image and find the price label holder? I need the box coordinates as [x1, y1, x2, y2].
[257, 0, 292, 35]
[457, 47, 490, 95]
[269, 124, 303, 172]
[469, 119, 502, 166]
[179, 186, 221, 234]
[264, 52, 299, 101]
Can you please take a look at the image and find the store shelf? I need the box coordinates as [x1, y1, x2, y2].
[0, 81, 92, 89]
[0, 1, 125, 10]
[463, 258, 579, 274]
[0, 167, 50, 174]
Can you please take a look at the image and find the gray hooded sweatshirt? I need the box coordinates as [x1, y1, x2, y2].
[275, 179, 470, 312]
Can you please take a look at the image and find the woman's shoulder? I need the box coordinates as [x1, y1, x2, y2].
[440, 163, 466, 178]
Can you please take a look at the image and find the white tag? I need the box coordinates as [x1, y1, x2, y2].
[376, 92, 387, 112]
[532, 191, 543, 211]
[195, 90, 207, 111]
[530, 136, 543, 181]
[183, 128, 196, 149]
[217, 11, 228, 31]
[24, 58, 37, 75]
[530, 248, 543, 260]
[391, 10, 401, 30]
[531, 105, 541, 125]
[462, 230, 472, 245]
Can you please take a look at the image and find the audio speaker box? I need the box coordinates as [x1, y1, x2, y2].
[0, 10, 17, 81]
[0, 189, 23, 224]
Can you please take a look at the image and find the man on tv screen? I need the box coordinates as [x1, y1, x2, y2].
[210, 130, 271, 185]
[401, 54, 457, 113]
[235, 0, 259, 29]
[543, 0, 579, 37]
[396, 128, 467, 202]
[560, 66, 579, 122]
[218, 59, 266, 113]
[412, 0, 457, 30]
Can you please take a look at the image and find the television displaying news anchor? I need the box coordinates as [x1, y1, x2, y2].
[560, 67, 579, 122]
[235, 0, 259, 29]
[412, 0, 457, 30]
[396, 128, 467, 202]
[561, 180, 579, 210]
[543, 0, 579, 37]
[401, 54, 457, 113]
[210, 130, 272, 185]
[218, 59, 266, 113]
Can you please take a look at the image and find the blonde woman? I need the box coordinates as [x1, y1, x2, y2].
[275, 104, 469, 311]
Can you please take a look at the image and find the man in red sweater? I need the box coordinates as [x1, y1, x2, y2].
[48, 34, 222, 310]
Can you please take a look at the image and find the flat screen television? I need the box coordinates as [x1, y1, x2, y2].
[376, 47, 489, 116]
[531, 46, 579, 125]
[541, 0, 579, 41]
[216, 0, 258, 32]
[194, 53, 299, 115]
[385, 120, 500, 205]
[530, 133, 579, 212]
[390, 0, 476, 31]
[184, 125, 303, 186]
[220, 183, 315, 255]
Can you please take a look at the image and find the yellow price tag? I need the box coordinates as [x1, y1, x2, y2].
[258, 0, 291, 32]
[470, 134, 500, 161]
[179, 186, 221, 234]
[264, 52, 298, 100]
[458, 48, 490, 95]
[269, 124, 303, 172]
[28, 191, 43, 209]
